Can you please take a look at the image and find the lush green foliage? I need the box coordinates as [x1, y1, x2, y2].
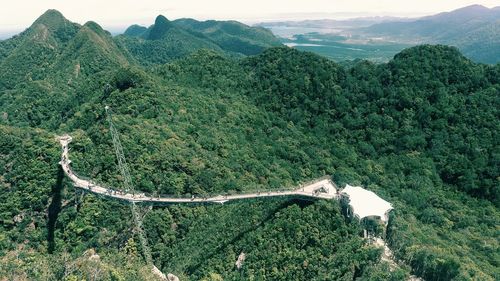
[0, 10, 498, 281]
[118, 15, 282, 65]
[116, 16, 224, 66]
[173, 18, 282, 56]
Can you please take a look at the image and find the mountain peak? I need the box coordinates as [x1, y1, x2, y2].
[124, 24, 148, 37]
[452, 4, 490, 14]
[33, 9, 68, 29]
[40, 9, 65, 19]
[28, 9, 80, 43]
[459, 4, 488, 10]
[391, 45, 469, 69]
[430, 4, 495, 20]
[155, 15, 171, 25]
[148, 15, 174, 40]
[83, 21, 109, 37]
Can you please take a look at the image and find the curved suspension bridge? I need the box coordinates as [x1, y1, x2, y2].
[58, 135, 338, 204]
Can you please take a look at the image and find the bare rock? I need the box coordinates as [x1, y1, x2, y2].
[167, 273, 180, 281]
[13, 213, 24, 223]
[84, 248, 100, 261]
[151, 265, 170, 280]
[235, 252, 246, 269]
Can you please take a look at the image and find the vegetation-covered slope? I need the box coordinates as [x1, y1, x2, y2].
[173, 18, 282, 55]
[0, 10, 498, 281]
[119, 15, 282, 65]
[117, 15, 223, 66]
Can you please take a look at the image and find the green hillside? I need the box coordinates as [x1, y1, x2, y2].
[0, 10, 79, 89]
[0, 10, 498, 281]
[173, 18, 282, 55]
[117, 15, 224, 65]
[123, 24, 148, 37]
[120, 15, 282, 65]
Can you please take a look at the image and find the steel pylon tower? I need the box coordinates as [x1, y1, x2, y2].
[105, 106, 153, 266]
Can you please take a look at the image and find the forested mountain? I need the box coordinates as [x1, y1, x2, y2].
[173, 18, 282, 55]
[360, 5, 500, 63]
[118, 15, 282, 65]
[0, 10, 499, 281]
[117, 15, 223, 65]
[0, 10, 131, 129]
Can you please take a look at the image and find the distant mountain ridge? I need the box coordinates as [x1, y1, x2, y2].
[363, 5, 500, 38]
[117, 15, 223, 65]
[121, 15, 282, 63]
[257, 16, 412, 29]
[258, 5, 500, 64]
[359, 5, 500, 63]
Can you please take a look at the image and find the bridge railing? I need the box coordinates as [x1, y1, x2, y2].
[64, 161, 332, 200]
[142, 175, 333, 200]
[146, 186, 299, 200]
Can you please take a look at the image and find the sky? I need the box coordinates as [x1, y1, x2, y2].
[0, 0, 499, 37]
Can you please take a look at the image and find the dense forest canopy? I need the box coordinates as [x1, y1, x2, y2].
[116, 14, 282, 66]
[0, 10, 498, 281]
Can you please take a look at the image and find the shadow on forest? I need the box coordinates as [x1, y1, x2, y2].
[47, 167, 64, 254]
[185, 198, 315, 274]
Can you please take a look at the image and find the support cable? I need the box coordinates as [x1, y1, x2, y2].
[105, 106, 153, 266]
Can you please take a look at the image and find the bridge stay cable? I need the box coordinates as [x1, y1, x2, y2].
[104, 106, 153, 266]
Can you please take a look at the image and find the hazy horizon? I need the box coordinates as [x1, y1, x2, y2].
[0, 0, 499, 39]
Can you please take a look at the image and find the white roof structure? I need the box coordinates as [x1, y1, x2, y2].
[341, 185, 393, 222]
